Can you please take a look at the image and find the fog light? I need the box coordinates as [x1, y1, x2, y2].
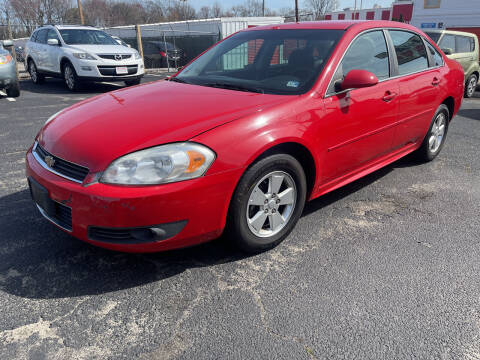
[81, 66, 92, 71]
[140, 64, 144, 69]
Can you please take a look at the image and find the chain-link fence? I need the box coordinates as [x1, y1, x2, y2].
[104, 21, 222, 71]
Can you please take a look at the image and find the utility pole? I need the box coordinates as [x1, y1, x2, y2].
[5, 8, 19, 84]
[262, 0, 265, 16]
[295, 0, 299, 22]
[77, 0, 85, 25]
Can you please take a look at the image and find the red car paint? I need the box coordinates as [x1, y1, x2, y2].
[26, 21, 464, 252]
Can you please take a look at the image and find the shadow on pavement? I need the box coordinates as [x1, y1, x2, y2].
[19, 78, 125, 95]
[457, 108, 480, 121]
[0, 153, 421, 300]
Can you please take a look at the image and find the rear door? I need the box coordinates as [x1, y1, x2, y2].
[453, 35, 477, 77]
[389, 30, 442, 148]
[320, 30, 399, 182]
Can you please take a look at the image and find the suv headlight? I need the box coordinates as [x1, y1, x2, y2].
[73, 52, 96, 60]
[101, 143, 216, 185]
[134, 51, 141, 60]
[0, 54, 12, 64]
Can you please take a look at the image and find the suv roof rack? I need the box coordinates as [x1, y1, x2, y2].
[40, 24, 96, 28]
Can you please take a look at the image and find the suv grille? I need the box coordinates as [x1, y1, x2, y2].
[97, 65, 138, 76]
[34, 143, 89, 183]
[98, 54, 132, 60]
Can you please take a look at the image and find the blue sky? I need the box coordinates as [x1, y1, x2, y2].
[192, 0, 394, 11]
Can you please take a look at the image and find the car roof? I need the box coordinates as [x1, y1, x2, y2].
[425, 29, 477, 38]
[245, 20, 420, 32]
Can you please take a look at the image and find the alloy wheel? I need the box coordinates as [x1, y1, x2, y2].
[64, 66, 75, 90]
[29, 62, 37, 82]
[467, 76, 477, 97]
[428, 112, 446, 154]
[246, 171, 297, 238]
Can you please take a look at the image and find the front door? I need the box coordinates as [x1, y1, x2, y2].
[319, 30, 399, 183]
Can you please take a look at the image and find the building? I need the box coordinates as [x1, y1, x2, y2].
[324, 1, 413, 22]
[410, 0, 480, 39]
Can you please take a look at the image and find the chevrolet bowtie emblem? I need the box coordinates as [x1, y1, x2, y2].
[45, 155, 55, 167]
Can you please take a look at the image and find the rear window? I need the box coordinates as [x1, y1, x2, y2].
[390, 30, 429, 75]
[425, 32, 441, 43]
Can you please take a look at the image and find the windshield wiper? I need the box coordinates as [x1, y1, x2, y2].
[168, 77, 189, 84]
[202, 82, 264, 94]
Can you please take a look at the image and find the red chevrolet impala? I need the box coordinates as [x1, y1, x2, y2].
[26, 21, 464, 253]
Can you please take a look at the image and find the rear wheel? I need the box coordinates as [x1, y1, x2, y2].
[63, 62, 79, 91]
[28, 60, 44, 84]
[6, 79, 20, 97]
[465, 74, 478, 98]
[415, 104, 449, 162]
[227, 154, 307, 253]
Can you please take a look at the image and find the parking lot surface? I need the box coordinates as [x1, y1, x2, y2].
[0, 78, 479, 359]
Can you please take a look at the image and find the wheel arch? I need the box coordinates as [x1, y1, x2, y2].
[60, 57, 73, 74]
[442, 96, 455, 121]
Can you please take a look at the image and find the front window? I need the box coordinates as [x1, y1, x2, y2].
[177, 29, 343, 95]
[59, 29, 118, 45]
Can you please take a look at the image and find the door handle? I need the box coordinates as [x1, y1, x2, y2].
[432, 77, 441, 86]
[382, 91, 397, 102]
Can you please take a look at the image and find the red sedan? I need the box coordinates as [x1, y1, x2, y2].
[26, 21, 464, 253]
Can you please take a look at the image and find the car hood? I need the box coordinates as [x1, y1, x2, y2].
[37, 81, 289, 172]
[67, 44, 136, 54]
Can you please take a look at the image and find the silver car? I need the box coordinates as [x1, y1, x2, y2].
[0, 40, 20, 97]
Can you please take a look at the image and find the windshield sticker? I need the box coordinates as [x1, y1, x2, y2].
[286, 81, 300, 88]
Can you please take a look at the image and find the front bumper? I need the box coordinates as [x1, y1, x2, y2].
[0, 60, 17, 89]
[26, 146, 242, 253]
[73, 57, 145, 81]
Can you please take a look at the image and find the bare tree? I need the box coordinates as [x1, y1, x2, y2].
[199, 6, 210, 19]
[304, 0, 336, 20]
[211, 2, 222, 17]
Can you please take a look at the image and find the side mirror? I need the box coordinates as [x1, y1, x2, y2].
[441, 47, 453, 55]
[47, 39, 59, 46]
[2, 40, 13, 47]
[340, 69, 378, 91]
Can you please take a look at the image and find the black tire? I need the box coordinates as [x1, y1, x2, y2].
[415, 104, 449, 162]
[465, 73, 478, 98]
[6, 79, 20, 97]
[227, 154, 307, 253]
[28, 60, 44, 84]
[63, 62, 80, 91]
[124, 79, 141, 86]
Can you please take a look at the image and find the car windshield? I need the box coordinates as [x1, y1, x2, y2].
[59, 29, 118, 45]
[176, 29, 343, 95]
[425, 32, 441, 43]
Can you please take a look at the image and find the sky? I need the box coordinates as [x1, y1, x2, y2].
[191, 0, 394, 11]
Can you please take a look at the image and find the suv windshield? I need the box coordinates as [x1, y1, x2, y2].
[59, 29, 118, 45]
[425, 32, 441, 43]
[176, 29, 343, 95]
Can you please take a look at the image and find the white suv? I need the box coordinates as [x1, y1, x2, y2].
[25, 25, 144, 91]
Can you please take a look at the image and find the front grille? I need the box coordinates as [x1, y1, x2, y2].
[97, 65, 138, 76]
[54, 202, 72, 231]
[35, 144, 89, 182]
[97, 54, 132, 60]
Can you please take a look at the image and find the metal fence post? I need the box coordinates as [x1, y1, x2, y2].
[135, 24, 144, 62]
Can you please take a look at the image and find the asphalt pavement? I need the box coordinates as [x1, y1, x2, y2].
[0, 77, 479, 359]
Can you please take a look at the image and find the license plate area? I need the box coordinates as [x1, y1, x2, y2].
[116, 66, 128, 74]
[28, 177, 55, 217]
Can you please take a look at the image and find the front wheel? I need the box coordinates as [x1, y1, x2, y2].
[415, 104, 449, 162]
[125, 79, 141, 86]
[227, 154, 307, 253]
[6, 79, 20, 97]
[465, 74, 478, 98]
[63, 63, 80, 91]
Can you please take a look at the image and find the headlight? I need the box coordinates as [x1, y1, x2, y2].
[134, 51, 141, 60]
[45, 109, 65, 125]
[101, 143, 216, 185]
[0, 54, 12, 64]
[73, 53, 96, 60]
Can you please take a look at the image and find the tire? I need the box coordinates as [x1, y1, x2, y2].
[6, 79, 20, 97]
[63, 62, 80, 91]
[124, 79, 141, 86]
[465, 74, 478, 98]
[28, 60, 44, 84]
[415, 104, 449, 162]
[227, 154, 307, 253]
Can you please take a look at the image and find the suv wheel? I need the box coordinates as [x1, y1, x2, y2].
[227, 154, 307, 253]
[465, 74, 478, 98]
[63, 63, 79, 91]
[28, 60, 44, 84]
